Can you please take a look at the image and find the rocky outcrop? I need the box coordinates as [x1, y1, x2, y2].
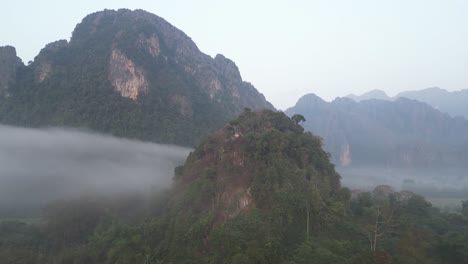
[0, 46, 23, 96]
[35, 63, 52, 82]
[109, 49, 148, 99]
[339, 143, 351, 166]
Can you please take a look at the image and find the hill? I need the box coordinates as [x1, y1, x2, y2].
[162, 109, 343, 262]
[0, 9, 273, 146]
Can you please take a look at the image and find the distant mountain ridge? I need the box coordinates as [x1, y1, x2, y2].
[286, 93, 468, 168]
[347, 89, 391, 102]
[0, 9, 273, 146]
[347, 87, 468, 119]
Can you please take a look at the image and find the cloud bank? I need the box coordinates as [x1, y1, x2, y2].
[0, 125, 190, 216]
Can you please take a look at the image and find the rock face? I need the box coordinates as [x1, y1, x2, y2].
[0, 46, 23, 96]
[109, 48, 148, 99]
[0, 9, 273, 146]
[286, 94, 468, 168]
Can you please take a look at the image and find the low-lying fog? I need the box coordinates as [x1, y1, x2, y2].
[0, 125, 190, 217]
[338, 166, 468, 208]
[2, 124, 466, 216]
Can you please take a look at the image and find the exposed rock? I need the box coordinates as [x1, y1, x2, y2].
[339, 143, 351, 166]
[109, 49, 148, 99]
[208, 79, 222, 99]
[36, 63, 52, 82]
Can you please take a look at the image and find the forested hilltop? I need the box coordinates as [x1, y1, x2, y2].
[1, 110, 467, 263]
[0, 9, 273, 146]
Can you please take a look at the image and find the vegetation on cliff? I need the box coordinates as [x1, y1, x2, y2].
[0, 9, 273, 146]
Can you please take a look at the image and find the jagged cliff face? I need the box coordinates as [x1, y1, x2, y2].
[286, 94, 468, 168]
[0, 9, 273, 146]
[109, 48, 148, 99]
[0, 46, 23, 96]
[69, 9, 273, 112]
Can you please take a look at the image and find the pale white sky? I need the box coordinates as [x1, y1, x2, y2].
[1, 0, 467, 109]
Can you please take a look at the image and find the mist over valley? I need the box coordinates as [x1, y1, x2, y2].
[0, 125, 190, 217]
[337, 166, 468, 209]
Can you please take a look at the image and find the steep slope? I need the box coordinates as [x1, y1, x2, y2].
[161, 109, 345, 262]
[0, 9, 273, 146]
[286, 94, 468, 168]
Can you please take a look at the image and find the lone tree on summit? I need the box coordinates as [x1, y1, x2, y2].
[291, 114, 306, 125]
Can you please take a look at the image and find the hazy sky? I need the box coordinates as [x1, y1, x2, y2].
[1, 0, 467, 109]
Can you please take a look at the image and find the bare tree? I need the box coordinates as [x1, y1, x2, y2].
[367, 205, 398, 251]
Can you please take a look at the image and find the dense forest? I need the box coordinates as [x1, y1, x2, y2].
[1, 110, 467, 264]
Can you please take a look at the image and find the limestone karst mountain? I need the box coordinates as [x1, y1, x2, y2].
[286, 93, 468, 168]
[0, 9, 273, 146]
